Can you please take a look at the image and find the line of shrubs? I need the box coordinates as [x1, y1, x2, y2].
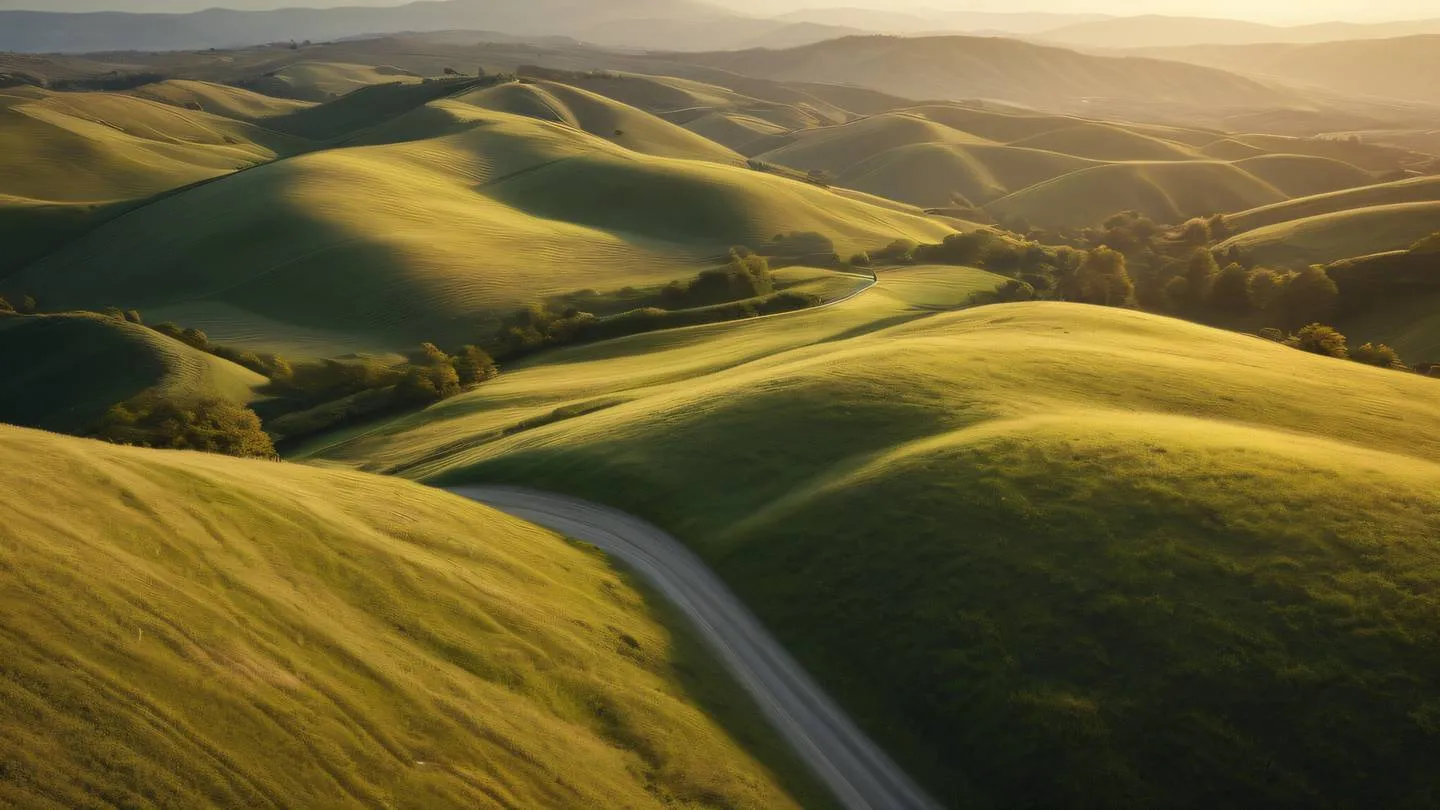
[488, 251, 820, 361]
[4, 301, 502, 457]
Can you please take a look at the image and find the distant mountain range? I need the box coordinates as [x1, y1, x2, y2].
[0, 0, 845, 53]
[1122, 35, 1440, 106]
[1038, 14, 1440, 49]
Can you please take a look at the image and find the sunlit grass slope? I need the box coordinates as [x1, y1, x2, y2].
[310, 279, 1440, 808]
[127, 79, 316, 122]
[0, 312, 266, 433]
[0, 87, 307, 204]
[457, 80, 744, 164]
[1007, 121, 1199, 161]
[0, 426, 815, 810]
[1232, 153, 1374, 198]
[270, 61, 421, 100]
[1218, 200, 1440, 267]
[987, 160, 1287, 228]
[1225, 174, 1440, 233]
[11, 97, 951, 356]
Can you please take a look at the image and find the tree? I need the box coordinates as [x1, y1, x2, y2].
[0, 297, 12, 314]
[1208, 262, 1254, 315]
[124, 309, 143, 325]
[994, 279, 1037, 303]
[1206, 214, 1231, 242]
[19, 295, 36, 314]
[1351, 342, 1404, 369]
[443, 67, 460, 76]
[1285, 323, 1348, 359]
[849, 252, 872, 268]
[1247, 268, 1286, 312]
[1073, 247, 1134, 307]
[1180, 218, 1211, 246]
[97, 397, 276, 459]
[1183, 249, 1220, 308]
[1278, 266, 1339, 330]
[453, 345, 498, 386]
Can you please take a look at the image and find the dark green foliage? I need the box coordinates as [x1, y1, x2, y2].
[150, 322, 212, 352]
[1257, 327, 1286, 342]
[1285, 323, 1349, 358]
[393, 363, 461, 406]
[453, 345, 499, 386]
[666, 250, 775, 309]
[872, 239, 917, 264]
[19, 296, 37, 315]
[1072, 247, 1134, 307]
[96, 396, 276, 459]
[1180, 217, 1211, 246]
[849, 252, 872, 268]
[1352, 342, 1405, 369]
[1247, 268, 1287, 312]
[0, 297, 12, 314]
[1208, 262, 1255, 315]
[1278, 266, 1340, 330]
[971, 279, 1038, 306]
[123, 310, 142, 325]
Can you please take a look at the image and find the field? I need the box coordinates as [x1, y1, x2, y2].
[5, 81, 952, 357]
[7, 27, 1440, 810]
[0, 424, 826, 809]
[1218, 200, 1440, 267]
[0, 312, 266, 433]
[742, 103, 1398, 226]
[305, 267, 1440, 807]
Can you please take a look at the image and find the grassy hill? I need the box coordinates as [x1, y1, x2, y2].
[1225, 175, 1440, 233]
[127, 78, 316, 122]
[303, 271, 1440, 808]
[1130, 35, 1440, 107]
[0, 425, 821, 809]
[986, 161, 1287, 229]
[0, 312, 267, 434]
[678, 35, 1308, 125]
[0, 86, 307, 204]
[1218, 201, 1440, 267]
[7, 90, 951, 356]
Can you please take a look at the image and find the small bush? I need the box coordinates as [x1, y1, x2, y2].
[1285, 324, 1349, 359]
[1351, 342, 1405, 369]
[96, 397, 276, 460]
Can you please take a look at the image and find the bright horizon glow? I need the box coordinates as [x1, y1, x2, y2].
[4, 0, 1438, 26]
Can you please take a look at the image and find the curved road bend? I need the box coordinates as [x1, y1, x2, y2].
[447, 485, 942, 810]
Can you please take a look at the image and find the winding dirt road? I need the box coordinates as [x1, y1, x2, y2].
[447, 485, 942, 810]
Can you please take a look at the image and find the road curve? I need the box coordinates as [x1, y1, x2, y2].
[446, 485, 942, 810]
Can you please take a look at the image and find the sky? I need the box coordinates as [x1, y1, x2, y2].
[5, 0, 1437, 25]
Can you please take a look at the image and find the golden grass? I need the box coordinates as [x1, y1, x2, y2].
[14, 101, 951, 356]
[0, 87, 307, 204]
[0, 312, 266, 433]
[1219, 200, 1440, 267]
[0, 425, 817, 809]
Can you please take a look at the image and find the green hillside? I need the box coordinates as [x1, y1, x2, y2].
[1225, 175, 1440, 233]
[986, 161, 1287, 228]
[1218, 201, 1440, 267]
[0, 87, 308, 204]
[127, 79, 316, 122]
[7, 95, 950, 356]
[0, 312, 266, 433]
[0, 425, 818, 809]
[305, 272, 1440, 808]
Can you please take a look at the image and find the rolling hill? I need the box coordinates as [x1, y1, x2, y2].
[304, 269, 1440, 808]
[0, 86, 306, 203]
[676, 35, 1307, 124]
[987, 161, 1288, 228]
[5, 82, 951, 357]
[1040, 14, 1440, 49]
[0, 311, 267, 433]
[0, 424, 820, 809]
[1225, 174, 1440, 233]
[1218, 200, 1440, 267]
[1126, 35, 1440, 107]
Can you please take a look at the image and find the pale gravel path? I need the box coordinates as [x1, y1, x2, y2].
[447, 485, 942, 810]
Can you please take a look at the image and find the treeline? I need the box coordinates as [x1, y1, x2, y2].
[490, 250, 819, 360]
[0, 301, 501, 458]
